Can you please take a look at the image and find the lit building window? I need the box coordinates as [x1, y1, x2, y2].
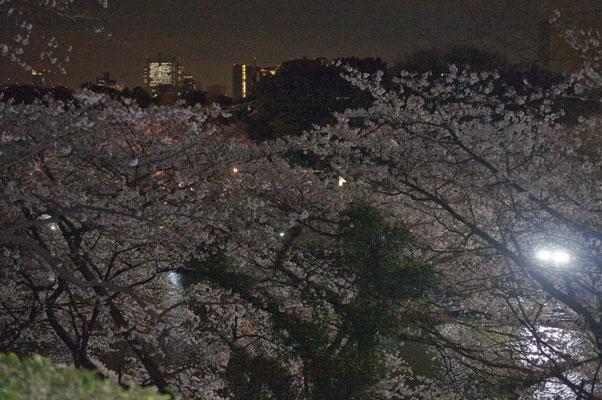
[242, 65, 247, 98]
[143, 55, 185, 97]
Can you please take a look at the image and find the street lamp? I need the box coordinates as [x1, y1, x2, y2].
[536, 248, 571, 264]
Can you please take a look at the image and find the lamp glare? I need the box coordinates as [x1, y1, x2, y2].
[536, 249, 570, 264]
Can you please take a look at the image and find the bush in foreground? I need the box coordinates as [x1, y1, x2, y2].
[0, 353, 172, 400]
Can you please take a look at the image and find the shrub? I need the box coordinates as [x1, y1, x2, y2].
[0, 353, 172, 400]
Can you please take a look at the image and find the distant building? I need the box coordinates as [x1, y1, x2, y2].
[31, 65, 52, 87]
[143, 54, 184, 96]
[258, 65, 279, 79]
[233, 64, 256, 101]
[96, 72, 115, 87]
[232, 63, 281, 102]
[181, 75, 196, 96]
[538, 12, 602, 73]
[206, 84, 226, 103]
[96, 72, 125, 91]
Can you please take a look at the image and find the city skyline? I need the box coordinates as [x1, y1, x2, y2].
[1, 0, 602, 94]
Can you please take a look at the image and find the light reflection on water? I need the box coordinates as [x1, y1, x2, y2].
[439, 323, 593, 399]
[167, 271, 182, 290]
[162, 271, 184, 310]
[160, 270, 188, 358]
[523, 326, 588, 400]
[531, 373, 583, 400]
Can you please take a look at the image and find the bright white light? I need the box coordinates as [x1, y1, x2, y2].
[232, 167, 238, 173]
[40, 214, 59, 232]
[536, 249, 553, 261]
[536, 249, 571, 264]
[278, 232, 285, 238]
[553, 250, 571, 264]
[338, 176, 346, 187]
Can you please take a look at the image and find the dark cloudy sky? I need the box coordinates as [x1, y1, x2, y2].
[2, 0, 601, 94]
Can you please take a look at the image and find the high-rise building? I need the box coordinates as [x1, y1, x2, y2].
[181, 75, 196, 96]
[232, 63, 281, 102]
[233, 64, 255, 101]
[258, 65, 279, 79]
[143, 54, 184, 96]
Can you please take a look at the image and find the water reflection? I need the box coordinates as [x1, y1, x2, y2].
[438, 323, 591, 399]
[523, 326, 588, 399]
[165, 271, 183, 300]
[160, 270, 188, 357]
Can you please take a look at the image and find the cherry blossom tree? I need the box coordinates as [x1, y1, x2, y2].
[3, 4, 601, 397]
[0, 91, 446, 399]
[1, 93, 237, 396]
[1, 0, 109, 75]
[290, 31, 602, 398]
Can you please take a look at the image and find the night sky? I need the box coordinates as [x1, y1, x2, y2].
[2, 0, 601, 94]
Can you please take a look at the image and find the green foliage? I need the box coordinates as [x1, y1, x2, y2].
[224, 348, 296, 400]
[306, 345, 385, 400]
[339, 205, 433, 304]
[0, 353, 171, 400]
[189, 206, 432, 400]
